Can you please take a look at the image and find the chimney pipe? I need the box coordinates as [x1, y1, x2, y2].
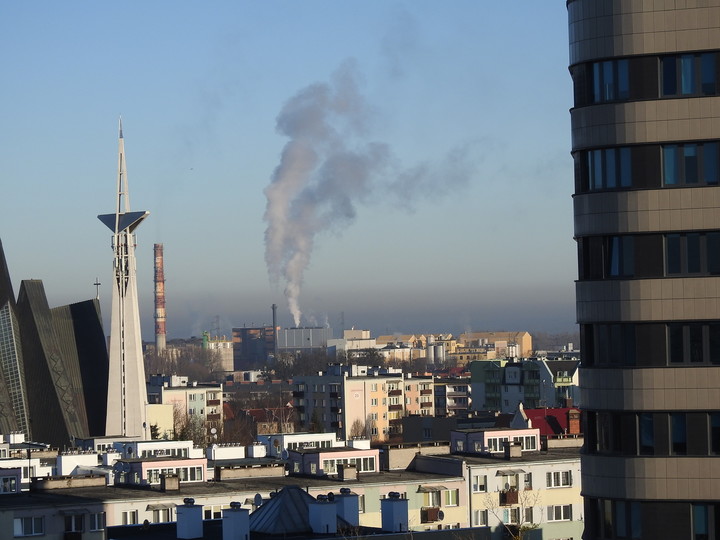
[272, 303, 278, 359]
[154, 243, 166, 351]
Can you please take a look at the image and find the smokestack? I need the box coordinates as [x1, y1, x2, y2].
[154, 243, 166, 351]
[272, 303, 278, 359]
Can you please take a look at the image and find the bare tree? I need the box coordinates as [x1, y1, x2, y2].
[482, 488, 542, 540]
[349, 418, 366, 438]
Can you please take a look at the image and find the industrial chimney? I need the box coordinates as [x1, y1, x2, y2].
[271, 303, 278, 359]
[154, 243, 166, 352]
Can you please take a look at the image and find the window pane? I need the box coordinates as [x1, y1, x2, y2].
[666, 234, 681, 274]
[711, 413, 720, 454]
[607, 237, 621, 276]
[605, 148, 617, 188]
[593, 149, 604, 189]
[669, 324, 684, 363]
[672, 413, 687, 454]
[617, 59, 630, 99]
[664, 145, 679, 185]
[639, 413, 654, 455]
[687, 233, 701, 273]
[593, 62, 602, 102]
[622, 236, 634, 276]
[619, 147, 632, 187]
[681, 54, 696, 94]
[709, 324, 720, 364]
[663, 56, 677, 95]
[603, 60, 615, 100]
[701, 53, 716, 94]
[689, 324, 703, 363]
[693, 504, 709, 538]
[615, 500, 627, 537]
[704, 142, 719, 185]
[684, 145, 699, 183]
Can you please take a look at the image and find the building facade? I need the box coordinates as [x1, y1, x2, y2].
[569, 1, 720, 538]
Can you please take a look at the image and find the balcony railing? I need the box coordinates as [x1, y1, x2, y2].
[206, 414, 221, 421]
[207, 399, 221, 406]
[420, 402, 433, 408]
[388, 389, 402, 396]
[499, 489, 519, 506]
[388, 404, 403, 411]
[292, 391, 304, 398]
[420, 389, 433, 395]
[421, 506, 440, 523]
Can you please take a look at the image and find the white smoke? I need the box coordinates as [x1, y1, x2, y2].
[264, 60, 476, 326]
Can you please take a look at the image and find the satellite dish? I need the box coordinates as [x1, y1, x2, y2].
[327, 492, 335, 501]
[438, 510, 445, 521]
[112, 463, 123, 474]
[254, 493, 263, 507]
[211, 427, 217, 435]
[122, 462, 131, 473]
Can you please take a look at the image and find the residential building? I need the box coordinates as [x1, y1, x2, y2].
[292, 366, 406, 442]
[433, 378, 470, 418]
[403, 376, 434, 417]
[146, 375, 224, 442]
[469, 359, 580, 414]
[257, 432, 342, 459]
[457, 331, 533, 358]
[569, 1, 720, 537]
[202, 332, 234, 372]
[413, 437, 583, 540]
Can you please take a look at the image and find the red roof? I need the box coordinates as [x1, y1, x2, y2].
[522, 407, 579, 436]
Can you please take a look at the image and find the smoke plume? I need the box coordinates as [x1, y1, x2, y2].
[264, 61, 474, 326]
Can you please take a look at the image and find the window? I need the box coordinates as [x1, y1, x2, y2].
[546, 470, 573, 488]
[524, 473, 533, 490]
[423, 491, 441, 507]
[668, 323, 720, 364]
[443, 489, 458, 507]
[663, 142, 720, 186]
[456, 440, 464, 452]
[503, 507, 520, 524]
[14, 517, 44, 536]
[371, 398, 378, 406]
[606, 235, 634, 277]
[122, 510, 138, 525]
[693, 504, 710, 540]
[65, 514, 84, 532]
[153, 508, 171, 523]
[310, 463, 317, 474]
[358, 494, 365, 513]
[89, 512, 105, 531]
[587, 147, 632, 190]
[671, 413, 688, 455]
[639, 412, 654, 455]
[665, 232, 720, 275]
[662, 53, 717, 96]
[0, 476, 17, 493]
[473, 509, 488, 526]
[547, 505, 573, 521]
[472, 474, 487, 493]
[592, 58, 630, 102]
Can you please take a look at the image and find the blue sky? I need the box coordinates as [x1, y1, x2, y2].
[0, 2, 574, 339]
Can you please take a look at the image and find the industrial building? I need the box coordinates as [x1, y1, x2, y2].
[569, 1, 720, 538]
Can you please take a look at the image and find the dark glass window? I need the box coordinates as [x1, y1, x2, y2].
[639, 413, 654, 455]
[606, 236, 634, 277]
[709, 325, 720, 364]
[663, 142, 720, 186]
[711, 413, 720, 455]
[668, 324, 684, 363]
[587, 147, 633, 191]
[671, 413, 687, 455]
[662, 53, 718, 97]
[693, 504, 709, 540]
[592, 58, 630, 103]
[665, 232, 720, 276]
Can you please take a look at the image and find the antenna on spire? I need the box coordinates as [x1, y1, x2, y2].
[118, 116, 123, 139]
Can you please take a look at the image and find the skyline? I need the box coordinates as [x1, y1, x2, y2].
[0, 3, 574, 339]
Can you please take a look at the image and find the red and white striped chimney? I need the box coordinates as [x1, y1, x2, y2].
[154, 243, 166, 351]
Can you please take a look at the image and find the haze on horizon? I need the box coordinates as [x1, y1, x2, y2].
[0, 2, 575, 341]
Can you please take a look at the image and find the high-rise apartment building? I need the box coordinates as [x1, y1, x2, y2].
[569, 2, 720, 538]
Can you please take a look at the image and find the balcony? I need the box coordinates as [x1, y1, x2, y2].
[292, 391, 304, 398]
[421, 507, 441, 523]
[420, 402, 433, 408]
[420, 389, 433, 395]
[295, 405, 305, 413]
[388, 404, 403, 411]
[330, 407, 341, 413]
[329, 392, 339, 398]
[207, 399, 221, 406]
[206, 414, 221, 421]
[388, 389, 402, 396]
[499, 489, 519, 506]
